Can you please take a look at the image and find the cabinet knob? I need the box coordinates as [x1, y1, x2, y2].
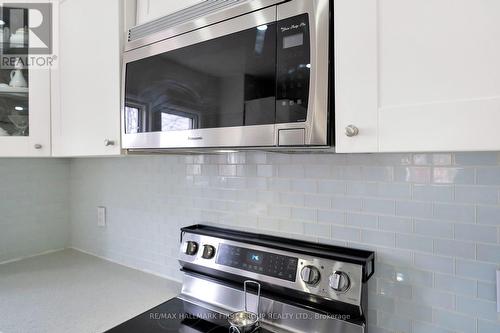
[34, 144, 42, 150]
[104, 139, 115, 147]
[345, 125, 359, 137]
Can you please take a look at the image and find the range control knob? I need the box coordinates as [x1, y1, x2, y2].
[183, 241, 198, 256]
[300, 266, 321, 285]
[329, 271, 350, 292]
[202, 245, 216, 259]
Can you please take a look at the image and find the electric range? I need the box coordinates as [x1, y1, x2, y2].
[107, 225, 375, 333]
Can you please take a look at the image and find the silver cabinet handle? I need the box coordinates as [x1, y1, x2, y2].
[34, 144, 42, 149]
[345, 125, 359, 137]
[104, 139, 115, 146]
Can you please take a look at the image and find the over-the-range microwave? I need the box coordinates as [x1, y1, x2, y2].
[122, 0, 333, 151]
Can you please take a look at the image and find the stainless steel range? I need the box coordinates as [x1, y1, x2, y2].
[107, 225, 375, 333]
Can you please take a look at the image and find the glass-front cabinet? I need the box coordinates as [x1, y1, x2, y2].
[0, 5, 51, 156]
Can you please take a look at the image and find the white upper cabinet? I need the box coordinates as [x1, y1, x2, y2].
[335, 0, 500, 153]
[0, 69, 51, 157]
[136, 0, 204, 25]
[0, 4, 51, 157]
[52, 0, 122, 156]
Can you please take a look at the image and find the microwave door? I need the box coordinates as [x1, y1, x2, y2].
[122, 7, 278, 149]
[275, 0, 330, 147]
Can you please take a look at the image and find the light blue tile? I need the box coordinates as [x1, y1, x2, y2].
[303, 222, 330, 237]
[395, 299, 432, 321]
[413, 321, 454, 333]
[290, 179, 316, 193]
[317, 180, 346, 194]
[277, 164, 304, 178]
[456, 296, 498, 321]
[304, 194, 331, 209]
[434, 239, 475, 259]
[367, 293, 395, 313]
[433, 154, 453, 166]
[304, 165, 332, 179]
[279, 192, 304, 206]
[377, 183, 412, 199]
[396, 201, 433, 218]
[412, 287, 454, 310]
[375, 247, 413, 267]
[477, 167, 500, 185]
[454, 223, 498, 243]
[456, 259, 497, 282]
[433, 203, 475, 223]
[361, 230, 395, 247]
[477, 206, 500, 226]
[396, 233, 433, 253]
[433, 309, 476, 333]
[375, 153, 412, 166]
[433, 167, 475, 184]
[378, 312, 411, 333]
[477, 244, 500, 263]
[478, 319, 500, 333]
[379, 216, 413, 233]
[455, 152, 499, 166]
[434, 273, 477, 297]
[317, 209, 345, 224]
[256, 164, 274, 177]
[392, 267, 433, 286]
[455, 186, 498, 204]
[346, 213, 378, 228]
[477, 281, 496, 302]
[346, 181, 378, 196]
[362, 166, 394, 182]
[414, 253, 454, 274]
[394, 166, 431, 183]
[331, 225, 361, 242]
[267, 178, 291, 191]
[414, 219, 453, 238]
[378, 279, 412, 298]
[413, 184, 454, 202]
[331, 196, 362, 211]
[413, 153, 432, 165]
[363, 198, 395, 214]
[291, 207, 316, 221]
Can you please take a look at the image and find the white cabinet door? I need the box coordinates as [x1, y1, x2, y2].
[335, 0, 500, 153]
[136, 0, 204, 25]
[0, 69, 51, 157]
[52, 0, 121, 157]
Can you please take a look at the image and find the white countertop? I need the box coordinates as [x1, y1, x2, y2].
[0, 249, 181, 333]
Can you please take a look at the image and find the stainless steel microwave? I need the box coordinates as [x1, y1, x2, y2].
[122, 0, 332, 150]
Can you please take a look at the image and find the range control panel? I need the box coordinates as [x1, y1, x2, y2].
[216, 244, 299, 282]
[179, 231, 368, 307]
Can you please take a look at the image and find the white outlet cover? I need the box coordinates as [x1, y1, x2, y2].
[97, 207, 106, 227]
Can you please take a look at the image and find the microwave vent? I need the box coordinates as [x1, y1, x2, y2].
[128, 0, 253, 42]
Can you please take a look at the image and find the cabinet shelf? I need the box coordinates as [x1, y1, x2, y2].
[0, 86, 29, 97]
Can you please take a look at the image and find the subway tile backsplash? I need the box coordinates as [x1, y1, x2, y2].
[68, 152, 500, 333]
[0, 159, 69, 263]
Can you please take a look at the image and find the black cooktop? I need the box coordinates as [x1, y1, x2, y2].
[106, 297, 275, 333]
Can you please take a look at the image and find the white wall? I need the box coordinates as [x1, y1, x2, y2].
[0, 159, 70, 263]
[69, 151, 500, 333]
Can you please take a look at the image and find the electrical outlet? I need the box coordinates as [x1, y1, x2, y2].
[97, 207, 106, 227]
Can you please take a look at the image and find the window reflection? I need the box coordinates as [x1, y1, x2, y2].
[161, 112, 194, 131]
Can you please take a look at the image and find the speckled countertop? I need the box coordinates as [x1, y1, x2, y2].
[0, 249, 181, 333]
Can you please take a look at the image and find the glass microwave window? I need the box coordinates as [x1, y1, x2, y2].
[283, 33, 304, 49]
[124, 23, 277, 134]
